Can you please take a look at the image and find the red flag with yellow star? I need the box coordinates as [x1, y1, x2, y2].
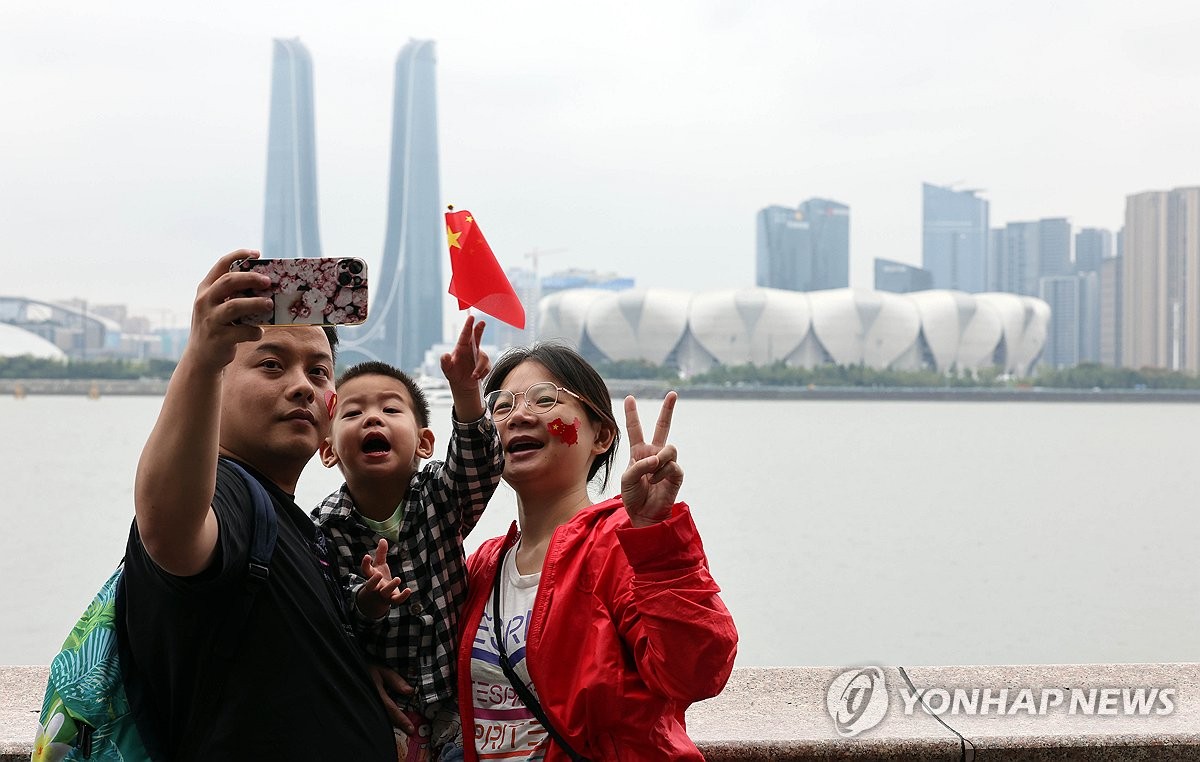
[446, 209, 526, 329]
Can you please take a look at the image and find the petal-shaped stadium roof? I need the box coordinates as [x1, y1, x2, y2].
[535, 287, 1048, 376]
[687, 288, 811, 366]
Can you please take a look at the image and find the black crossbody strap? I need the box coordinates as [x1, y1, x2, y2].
[222, 459, 279, 591]
[491, 551, 589, 762]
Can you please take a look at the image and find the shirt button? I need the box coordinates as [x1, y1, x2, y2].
[409, 601, 424, 615]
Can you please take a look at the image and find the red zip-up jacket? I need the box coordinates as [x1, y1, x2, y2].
[456, 497, 738, 761]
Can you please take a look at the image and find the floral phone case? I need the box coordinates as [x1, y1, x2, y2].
[231, 257, 369, 326]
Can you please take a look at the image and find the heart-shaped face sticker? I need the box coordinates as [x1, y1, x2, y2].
[324, 390, 338, 420]
[547, 417, 580, 446]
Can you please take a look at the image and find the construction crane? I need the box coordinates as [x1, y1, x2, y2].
[524, 247, 566, 276]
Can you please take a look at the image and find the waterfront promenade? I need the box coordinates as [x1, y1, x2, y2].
[5, 377, 1200, 403]
[6, 664, 1199, 759]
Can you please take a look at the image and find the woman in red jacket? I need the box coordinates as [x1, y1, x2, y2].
[458, 342, 738, 761]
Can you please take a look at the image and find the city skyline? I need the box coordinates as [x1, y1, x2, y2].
[6, 2, 1197, 329]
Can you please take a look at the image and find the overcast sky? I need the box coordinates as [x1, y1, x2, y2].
[4, 1, 1198, 332]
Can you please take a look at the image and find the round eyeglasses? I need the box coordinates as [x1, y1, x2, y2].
[484, 381, 601, 422]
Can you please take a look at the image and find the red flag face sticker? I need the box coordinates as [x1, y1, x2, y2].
[547, 417, 580, 446]
[324, 390, 338, 420]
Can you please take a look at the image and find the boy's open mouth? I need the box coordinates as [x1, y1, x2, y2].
[362, 431, 391, 454]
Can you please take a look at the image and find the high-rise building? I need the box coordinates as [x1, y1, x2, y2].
[340, 40, 444, 371]
[1039, 275, 1081, 369]
[1099, 255, 1122, 366]
[492, 266, 539, 349]
[988, 222, 1038, 295]
[262, 39, 323, 259]
[1038, 218, 1072, 277]
[922, 183, 988, 293]
[874, 259, 933, 293]
[756, 198, 849, 292]
[756, 206, 807, 290]
[1122, 187, 1200, 371]
[1075, 228, 1113, 274]
[806, 198, 850, 290]
[1078, 271, 1100, 364]
[988, 218, 1072, 296]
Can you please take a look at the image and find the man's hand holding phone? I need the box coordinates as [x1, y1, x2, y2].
[186, 250, 276, 373]
[230, 256, 369, 326]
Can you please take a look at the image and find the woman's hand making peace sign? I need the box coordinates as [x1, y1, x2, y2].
[620, 391, 684, 528]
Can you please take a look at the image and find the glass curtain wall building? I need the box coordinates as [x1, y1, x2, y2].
[263, 39, 323, 259]
[1075, 228, 1114, 275]
[340, 40, 444, 370]
[988, 218, 1072, 296]
[756, 198, 849, 292]
[874, 259, 933, 293]
[262, 38, 445, 370]
[922, 183, 988, 293]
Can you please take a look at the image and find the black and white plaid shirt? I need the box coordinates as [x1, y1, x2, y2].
[312, 414, 504, 717]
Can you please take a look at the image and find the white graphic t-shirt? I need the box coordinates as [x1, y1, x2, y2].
[470, 546, 548, 761]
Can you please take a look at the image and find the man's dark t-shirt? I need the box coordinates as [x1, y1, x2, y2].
[123, 458, 395, 760]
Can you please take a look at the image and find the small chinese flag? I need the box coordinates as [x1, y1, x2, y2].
[445, 209, 526, 329]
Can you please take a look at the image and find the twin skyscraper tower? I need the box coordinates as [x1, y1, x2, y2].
[263, 38, 443, 371]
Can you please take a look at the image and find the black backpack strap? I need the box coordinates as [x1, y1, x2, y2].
[225, 459, 280, 590]
[121, 458, 280, 760]
[188, 458, 280, 712]
[490, 553, 590, 762]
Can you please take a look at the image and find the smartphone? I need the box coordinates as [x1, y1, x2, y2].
[231, 257, 369, 326]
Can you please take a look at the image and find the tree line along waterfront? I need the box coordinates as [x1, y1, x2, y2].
[5, 355, 1200, 392]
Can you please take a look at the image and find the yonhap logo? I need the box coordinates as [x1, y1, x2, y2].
[826, 666, 889, 737]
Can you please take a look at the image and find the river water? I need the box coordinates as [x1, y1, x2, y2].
[2, 395, 1197, 668]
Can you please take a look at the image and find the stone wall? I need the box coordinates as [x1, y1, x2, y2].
[7, 664, 1199, 760]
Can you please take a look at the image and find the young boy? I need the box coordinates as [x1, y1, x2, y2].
[313, 316, 503, 762]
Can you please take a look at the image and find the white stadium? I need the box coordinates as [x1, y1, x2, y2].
[0, 323, 68, 361]
[537, 287, 1050, 377]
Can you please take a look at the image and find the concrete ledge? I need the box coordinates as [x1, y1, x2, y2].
[2, 667, 42, 762]
[6, 664, 1199, 760]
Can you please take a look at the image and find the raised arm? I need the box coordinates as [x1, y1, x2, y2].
[440, 315, 489, 422]
[133, 250, 272, 576]
[611, 504, 738, 702]
[433, 316, 504, 533]
[613, 393, 738, 700]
